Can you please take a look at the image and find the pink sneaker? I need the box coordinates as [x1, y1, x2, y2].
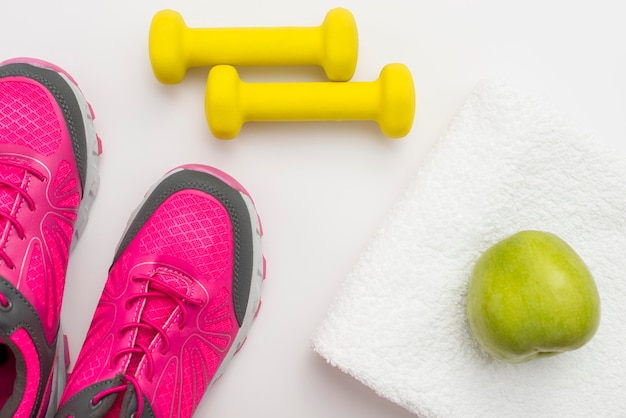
[0, 59, 101, 417]
[56, 165, 264, 418]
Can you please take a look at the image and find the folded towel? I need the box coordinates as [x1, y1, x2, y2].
[312, 80, 626, 418]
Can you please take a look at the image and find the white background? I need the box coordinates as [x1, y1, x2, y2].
[3, 1, 626, 417]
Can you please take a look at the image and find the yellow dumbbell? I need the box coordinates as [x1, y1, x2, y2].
[205, 63, 415, 139]
[149, 8, 358, 84]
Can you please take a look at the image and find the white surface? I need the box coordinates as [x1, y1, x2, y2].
[2, 1, 626, 417]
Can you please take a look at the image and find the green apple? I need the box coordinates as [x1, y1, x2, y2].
[466, 230, 600, 363]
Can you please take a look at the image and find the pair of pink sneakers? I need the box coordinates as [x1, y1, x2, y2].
[0, 59, 265, 418]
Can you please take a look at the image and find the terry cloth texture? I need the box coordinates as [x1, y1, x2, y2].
[313, 80, 626, 418]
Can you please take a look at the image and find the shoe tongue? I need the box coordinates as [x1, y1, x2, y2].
[149, 266, 191, 293]
[126, 266, 192, 377]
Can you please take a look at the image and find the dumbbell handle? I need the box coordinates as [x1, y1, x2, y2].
[242, 82, 380, 120]
[186, 27, 330, 67]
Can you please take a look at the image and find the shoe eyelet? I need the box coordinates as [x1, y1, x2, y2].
[89, 398, 101, 409]
[0, 299, 12, 312]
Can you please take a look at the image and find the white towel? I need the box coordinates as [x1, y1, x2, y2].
[313, 80, 626, 418]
